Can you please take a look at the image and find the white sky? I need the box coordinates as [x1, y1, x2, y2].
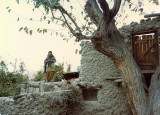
[0, 0, 83, 78]
[0, 0, 160, 79]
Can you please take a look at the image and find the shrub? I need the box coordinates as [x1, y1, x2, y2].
[33, 63, 64, 82]
[33, 70, 45, 81]
[0, 60, 28, 97]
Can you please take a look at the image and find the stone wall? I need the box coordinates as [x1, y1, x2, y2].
[0, 81, 84, 115]
[0, 91, 83, 115]
[0, 41, 131, 115]
[79, 41, 131, 115]
[119, 17, 160, 52]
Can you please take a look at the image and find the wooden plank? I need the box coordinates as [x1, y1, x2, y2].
[154, 33, 159, 66]
[114, 79, 122, 83]
[132, 35, 139, 61]
[132, 32, 159, 71]
[141, 70, 155, 74]
[138, 40, 155, 63]
[135, 41, 147, 44]
[144, 13, 160, 18]
[132, 30, 157, 35]
[139, 63, 155, 66]
[143, 83, 149, 92]
[145, 35, 151, 65]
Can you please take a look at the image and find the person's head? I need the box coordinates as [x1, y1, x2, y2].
[48, 51, 52, 56]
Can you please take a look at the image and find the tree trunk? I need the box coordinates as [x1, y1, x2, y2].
[83, 1, 160, 114]
[90, 18, 160, 114]
[148, 66, 160, 114]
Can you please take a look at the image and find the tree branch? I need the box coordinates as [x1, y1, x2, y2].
[59, 10, 76, 36]
[110, 0, 122, 19]
[59, 8, 89, 41]
[82, 30, 102, 40]
[48, 0, 97, 41]
[58, 5, 100, 41]
[59, 6, 82, 35]
[47, 0, 66, 24]
[50, 8, 65, 22]
[85, 0, 103, 26]
[97, 0, 110, 19]
[46, 1, 83, 41]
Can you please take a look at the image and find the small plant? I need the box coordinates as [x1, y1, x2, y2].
[54, 63, 64, 81]
[0, 59, 28, 97]
[33, 63, 64, 82]
[33, 70, 45, 81]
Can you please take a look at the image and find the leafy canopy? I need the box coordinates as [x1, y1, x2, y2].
[10, 0, 160, 40]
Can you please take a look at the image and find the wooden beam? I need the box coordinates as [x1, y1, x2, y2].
[138, 40, 156, 63]
[139, 63, 155, 66]
[106, 77, 121, 80]
[132, 30, 157, 35]
[141, 70, 155, 74]
[114, 79, 122, 83]
[144, 13, 160, 18]
[143, 83, 149, 93]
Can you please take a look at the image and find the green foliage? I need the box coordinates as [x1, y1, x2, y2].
[11, 0, 160, 39]
[33, 70, 45, 81]
[33, 0, 60, 13]
[12, 0, 160, 54]
[16, 0, 19, 4]
[33, 63, 64, 82]
[75, 49, 82, 54]
[6, 6, 11, 13]
[36, 28, 47, 34]
[14, 0, 94, 41]
[0, 60, 28, 97]
[54, 63, 64, 81]
[8, 9, 11, 13]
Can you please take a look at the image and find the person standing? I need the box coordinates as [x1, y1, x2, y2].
[44, 51, 56, 73]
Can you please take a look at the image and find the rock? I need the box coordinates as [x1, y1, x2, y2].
[140, 19, 145, 24]
[146, 17, 151, 21]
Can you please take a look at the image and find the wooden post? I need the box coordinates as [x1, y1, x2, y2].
[144, 13, 160, 18]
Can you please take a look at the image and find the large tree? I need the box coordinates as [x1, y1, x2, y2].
[14, 0, 160, 114]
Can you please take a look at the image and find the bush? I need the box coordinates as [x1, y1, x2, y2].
[33, 70, 45, 81]
[54, 64, 64, 81]
[0, 60, 28, 97]
[33, 63, 64, 82]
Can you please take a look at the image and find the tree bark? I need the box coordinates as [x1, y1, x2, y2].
[69, 0, 160, 114]
[91, 19, 147, 114]
[84, 0, 160, 114]
[148, 66, 160, 114]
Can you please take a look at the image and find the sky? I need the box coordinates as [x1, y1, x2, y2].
[0, 0, 83, 79]
[0, 0, 160, 79]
